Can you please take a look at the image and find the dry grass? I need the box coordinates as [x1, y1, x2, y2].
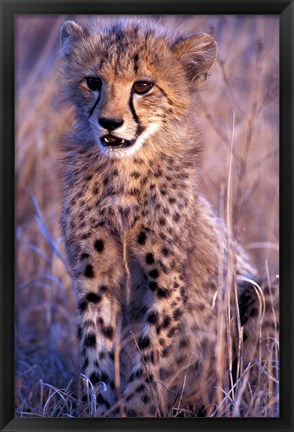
[15, 15, 279, 417]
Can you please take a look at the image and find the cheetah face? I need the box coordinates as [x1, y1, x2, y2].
[85, 76, 162, 159]
[60, 19, 217, 159]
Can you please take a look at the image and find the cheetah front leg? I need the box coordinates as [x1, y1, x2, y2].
[68, 229, 126, 417]
[124, 228, 186, 417]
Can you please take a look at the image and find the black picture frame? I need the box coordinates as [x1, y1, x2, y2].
[0, 0, 293, 431]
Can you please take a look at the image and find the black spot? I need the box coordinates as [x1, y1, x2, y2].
[142, 394, 150, 403]
[243, 332, 248, 342]
[81, 232, 91, 240]
[80, 252, 89, 260]
[159, 338, 165, 346]
[149, 269, 159, 279]
[145, 375, 154, 384]
[93, 186, 99, 195]
[130, 171, 141, 179]
[119, 207, 130, 218]
[146, 253, 154, 265]
[176, 355, 186, 365]
[108, 350, 114, 360]
[103, 177, 109, 186]
[102, 326, 114, 340]
[150, 194, 157, 203]
[147, 311, 159, 324]
[150, 184, 156, 190]
[167, 327, 177, 338]
[111, 169, 119, 177]
[133, 53, 139, 73]
[149, 351, 155, 364]
[149, 281, 158, 291]
[84, 320, 95, 329]
[161, 248, 170, 256]
[138, 231, 146, 245]
[90, 372, 101, 385]
[84, 333, 96, 348]
[169, 197, 176, 204]
[162, 316, 171, 328]
[156, 324, 162, 335]
[157, 288, 170, 298]
[129, 188, 140, 196]
[78, 300, 87, 313]
[173, 308, 182, 321]
[96, 393, 110, 409]
[99, 285, 108, 293]
[134, 157, 144, 165]
[160, 188, 167, 196]
[97, 317, 104, 326]
[159, 217, 166, 226]
[77, 325, 82, 340]
[84, 264, 94, 278]
[135, 384, 146, 393]
[135, 369, 143, 378]
[128, 372, 135, 383]
[154, 169, 163, 177]
[86, 292, 101, 304]
[138, 335, 150, 350]
[162, 346, 172, 357]
[179, 339, 188, 348]
[94, 239, 104, 252]
[173, 212, 180, 222]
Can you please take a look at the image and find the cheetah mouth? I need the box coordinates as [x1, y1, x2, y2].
[101, 134, 134, 149]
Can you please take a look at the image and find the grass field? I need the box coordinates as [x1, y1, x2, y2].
[15, 15, 279, 417]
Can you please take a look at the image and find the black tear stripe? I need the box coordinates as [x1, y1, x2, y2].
[129, 90, 140, 124]
[89, 93, 101, 118]
[155, 84, 174, 106]
[129, 90, 146, 139]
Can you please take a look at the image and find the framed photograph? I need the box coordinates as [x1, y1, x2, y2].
[0, 0, 293, 431]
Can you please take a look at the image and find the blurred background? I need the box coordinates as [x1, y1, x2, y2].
[15, 15, 279, 416]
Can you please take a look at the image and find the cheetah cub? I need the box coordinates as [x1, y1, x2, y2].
[59, 19, 277, 417]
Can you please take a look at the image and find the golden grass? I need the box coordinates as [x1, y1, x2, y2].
[15, 15, 279, 417]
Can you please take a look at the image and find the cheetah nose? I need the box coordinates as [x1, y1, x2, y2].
[99, 117, 124, 131]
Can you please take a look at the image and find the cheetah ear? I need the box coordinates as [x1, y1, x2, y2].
[60, 20, 85, 52]
[172, 33, 217, 86]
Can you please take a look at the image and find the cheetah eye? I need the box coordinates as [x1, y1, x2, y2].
[86, 76, 102, 92]
[133, 80, 153, 95]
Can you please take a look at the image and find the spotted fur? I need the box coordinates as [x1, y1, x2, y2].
[59, 19, 278, 417]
